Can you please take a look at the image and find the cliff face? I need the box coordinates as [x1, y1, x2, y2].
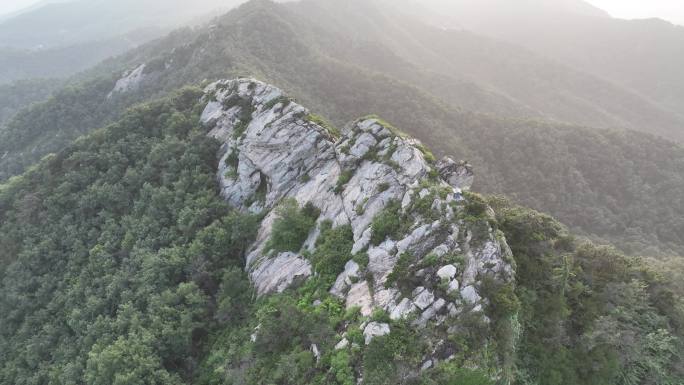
[201, 78, 514, 347]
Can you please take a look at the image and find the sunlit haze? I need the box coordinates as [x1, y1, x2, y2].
[584, 0, 683, 24]
[1, 0, 683, 25]
[0, 0, 44, 16]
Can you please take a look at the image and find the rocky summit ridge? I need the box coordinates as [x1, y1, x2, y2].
[200, 78, 514, 341]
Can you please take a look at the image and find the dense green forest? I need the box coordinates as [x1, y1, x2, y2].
[0, 87, 261, 383]
[0, 78, 62, 124]
[0, 88, 681, 384]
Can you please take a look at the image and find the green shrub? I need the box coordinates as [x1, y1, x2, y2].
[419, 362, 494, 385]
[266, 199, 319, 253]
[412, 189, 439, 221]
[232, 119, 249, 139]
[370, 200, 404, 245]
[335, 169, 354, 194]
[306, 113, 340, 139]
[330, 350, 355, 385]
[464, 192, 488, 218]
[312, 221, 354, 277]
[358, 115, 407, 139]
[363, 322, 424, 385]
[416, 143, 436, 163]
[263, 95, 292, 111]
[353, 252, 369, 269]
[385, 252, 413, 289]
[224, 147, 239, 172]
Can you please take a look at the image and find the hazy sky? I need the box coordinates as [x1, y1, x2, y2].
[585, 0, 684, 25]
[0, 0, 43, 16]
[0, 0, 683, 25]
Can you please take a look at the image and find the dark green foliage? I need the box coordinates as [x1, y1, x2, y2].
[377, 182, 390, 193]
[215, 267, 253, 324]
[0, 75, 131, 181]
[353, 252, 369, 269]
[370, 200, 405, 245]
[411, 188, 439, 221]
[266, 199, 320, 254]
[385, 253, 414, 292]
[335, 169, 354, 194]
[224, 146, 239, 172]
[0, 89, 260, 384]
[253, 296, 335, 357]
[491, 197, 684, 385]
[0, 78, 63, 124]
[419, 363, 494, 385]
[312, 221, 354, 278]
[362, 321, 425, 385]
[232, 119, 249, 139]
[464, 192, 488, 218]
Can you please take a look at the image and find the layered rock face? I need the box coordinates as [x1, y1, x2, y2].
[200, 78, 514, 333]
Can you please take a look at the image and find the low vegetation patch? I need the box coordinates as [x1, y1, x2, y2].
[307, 113, 341, 139]
[311, 220, 354, 278]
[335, 169, 354, 194]
[370, 199, 406, 245]
[266, 199, 320, 253]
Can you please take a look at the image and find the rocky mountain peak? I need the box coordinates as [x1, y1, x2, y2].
[200, 78, 514, 336]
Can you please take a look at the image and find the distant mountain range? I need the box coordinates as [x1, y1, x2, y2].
[0, 0, 248, 84]
[409, 0, 684, 137]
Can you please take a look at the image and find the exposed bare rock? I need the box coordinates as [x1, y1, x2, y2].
[436, 156, 474, 191]
[200, 79, 515, 330]
[390, 298, 418, 320]
[346, 281, 374, 317]
[437, 264, 458, 280]
[250, 252, 312, 295]
[335, 338, 350, 350]
[413, 287, 436, 310]
[108, 64, 147, 98]
[461, 285, 482, 305]
[330, 260, 361, 297]
[363, 322, 390, 344]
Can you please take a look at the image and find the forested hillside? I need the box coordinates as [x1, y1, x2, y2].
[0, 84, 681, 385]
[0, 77, 62, 124]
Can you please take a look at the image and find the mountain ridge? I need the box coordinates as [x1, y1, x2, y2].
[0, 78, 681, 385]
[2, 0, 684, 256]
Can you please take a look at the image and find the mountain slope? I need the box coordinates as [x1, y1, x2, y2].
[0, 79, 681, 385]
[0, 78, 62, 124]
[412, 0, 684, 134]
[0, 0, 241, 50]
[2, 0, 684, 259]
[0, 31, 160, 84]
[0, 0, 247, 84]
[288, 0, 684, 142]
